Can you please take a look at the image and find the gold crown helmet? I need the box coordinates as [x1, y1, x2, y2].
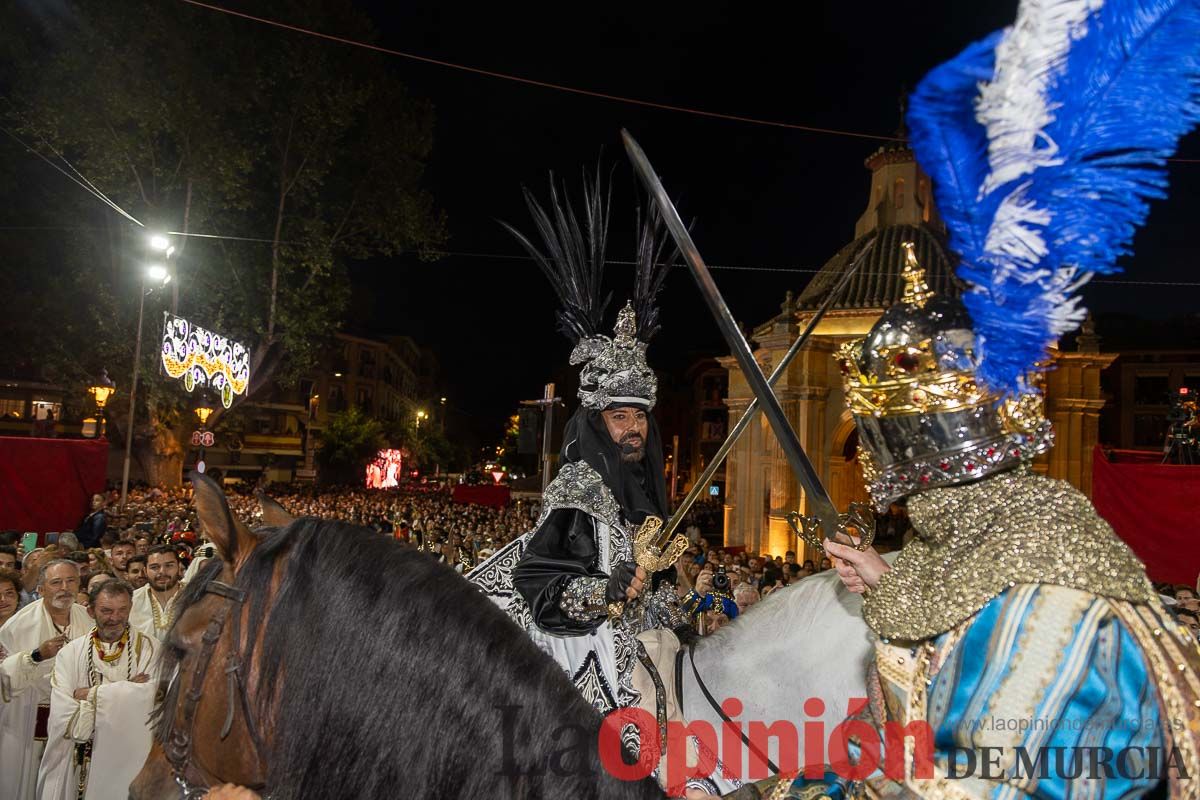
[837, 243, 1054, 511]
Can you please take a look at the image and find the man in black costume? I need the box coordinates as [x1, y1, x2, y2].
[469, 168, 687, 715]
[472, 301, 685, 714]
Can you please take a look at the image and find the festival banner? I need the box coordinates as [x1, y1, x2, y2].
[160, 313, 251, 408]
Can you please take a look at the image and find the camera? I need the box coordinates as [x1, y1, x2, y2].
[712, 564, 730, 593]
[1163, 387, 1199, 465]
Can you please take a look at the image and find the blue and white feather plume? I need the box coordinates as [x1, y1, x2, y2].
[907, 0, 1200, 396]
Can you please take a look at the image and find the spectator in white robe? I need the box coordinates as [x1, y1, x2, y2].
[0, 559, 90, 800]
[37, 580, 160, 800]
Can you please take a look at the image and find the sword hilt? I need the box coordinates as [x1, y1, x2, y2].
[606, 516, 690, 620]
[786, 502, 876, 552]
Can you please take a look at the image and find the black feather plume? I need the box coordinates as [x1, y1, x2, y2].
[499, 164, 613, 344]
[632, 200, 678, 343]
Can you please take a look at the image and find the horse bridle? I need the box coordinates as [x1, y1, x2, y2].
[163, 579, 269, 799]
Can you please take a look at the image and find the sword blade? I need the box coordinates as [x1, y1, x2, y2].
[660, 234, 876, 542]
[622, 130, 840, 537]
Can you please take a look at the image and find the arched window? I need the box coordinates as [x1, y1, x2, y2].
[919, 178, 931, 222]
[894, 178, 906, 209]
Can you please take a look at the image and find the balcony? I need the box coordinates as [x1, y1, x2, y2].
[243, 433, 303, 456]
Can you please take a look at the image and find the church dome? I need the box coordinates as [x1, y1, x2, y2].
[796, 222, 960, 311]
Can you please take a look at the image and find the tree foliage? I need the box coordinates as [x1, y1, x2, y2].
[0, 0, 446, 483]
[315, 407, 385, 486]
[383, 416, 466, 473]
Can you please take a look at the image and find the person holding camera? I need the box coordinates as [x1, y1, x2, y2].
[681, 564, 739, 626]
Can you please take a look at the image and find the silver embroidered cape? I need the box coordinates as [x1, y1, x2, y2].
[469, 461, 683, 713]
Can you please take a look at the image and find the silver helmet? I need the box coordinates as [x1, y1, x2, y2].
[571, 301, 657, 410]
[838, 242, 1054, 511]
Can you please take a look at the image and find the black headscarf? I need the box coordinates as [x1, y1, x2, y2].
[560, 405, 667, 526]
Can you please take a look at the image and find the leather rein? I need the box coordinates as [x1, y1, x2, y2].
[685, 639, 781, 776]
[162, 578, 269, 799]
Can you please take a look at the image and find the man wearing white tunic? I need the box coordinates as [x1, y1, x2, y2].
[129, 545, 183, 640]
[37, 580, 160, 800]
[0, 559, 90, 800]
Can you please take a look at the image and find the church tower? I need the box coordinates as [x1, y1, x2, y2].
[853, 140, 942, 237]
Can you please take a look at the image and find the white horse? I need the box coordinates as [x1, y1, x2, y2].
[678, 554, 898, 785]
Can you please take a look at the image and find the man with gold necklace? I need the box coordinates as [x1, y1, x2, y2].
[0, 559, 91, 800]
[38, 580, 160, 800]
[129, 545, 183, 640]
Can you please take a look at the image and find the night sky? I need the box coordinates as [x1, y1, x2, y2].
[297, 3, 1198, 443]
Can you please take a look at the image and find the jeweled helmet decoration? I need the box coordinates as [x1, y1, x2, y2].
[571, 301, 657, 410]
[500, 163, 675, 414]
[838, 243, 1053, 511]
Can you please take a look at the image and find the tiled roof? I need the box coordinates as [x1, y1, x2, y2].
[796, 223, 960, 311]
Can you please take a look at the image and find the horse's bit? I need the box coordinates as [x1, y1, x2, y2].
[163, 579, 268, 799]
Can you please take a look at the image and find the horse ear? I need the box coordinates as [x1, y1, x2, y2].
[189, 471, 257, 569]
[256, 491, 295, 528]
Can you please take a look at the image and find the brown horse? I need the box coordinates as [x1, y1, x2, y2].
[132, 474, 664, 800]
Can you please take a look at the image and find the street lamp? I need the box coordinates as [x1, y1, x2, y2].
[148, 233, 178, 312]
[84, 370, 116, 439]
[193, 395, 216, 474]
[89, 370, 116, 410]
[193, 400, 214, 427]
[416, 409, 427, 429]
[119, 264, 172, 509]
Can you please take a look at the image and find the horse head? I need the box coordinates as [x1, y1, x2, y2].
[131, 472, 276, 800]
[133, 475, 664, 800]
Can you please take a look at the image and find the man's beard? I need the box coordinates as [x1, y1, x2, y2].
[129, 575, 147, 589]
[96, 622, 127, 643]
[48, 591, 75, 610]
[152, 574, 179, 592]
[619, 434, 645, 463]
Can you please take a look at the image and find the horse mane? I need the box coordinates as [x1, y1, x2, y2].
[211, 517, 661, 800]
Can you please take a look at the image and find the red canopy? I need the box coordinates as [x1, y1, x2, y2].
[1092, 446, 1200, 585]
[451, 484, 511, 509]
[0, 437, 108, 537]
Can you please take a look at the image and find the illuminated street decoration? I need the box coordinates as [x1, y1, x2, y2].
[160, 314, 251, 408]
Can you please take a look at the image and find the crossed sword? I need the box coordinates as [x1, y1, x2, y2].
[615, 131, 876, 598]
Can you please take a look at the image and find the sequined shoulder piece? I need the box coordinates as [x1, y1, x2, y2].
[537, 461, 621, 530]
[864, 470, 1156, 642]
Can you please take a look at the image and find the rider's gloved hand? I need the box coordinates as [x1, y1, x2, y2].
[607, 561, 647, 603]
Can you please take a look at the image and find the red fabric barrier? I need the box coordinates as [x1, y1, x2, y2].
[0, 437, 109, 536]
[451, 484, 511, 509]
[1091, 446, 1200, 584]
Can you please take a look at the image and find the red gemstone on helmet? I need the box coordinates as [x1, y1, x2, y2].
[938, 460, 951, 471]
[839, 360, 851, 375]
[964, 462, 975, 471]
[894, 353, 920, 372]
[1011, 448, 1021, 457]
[919, 473, 931, 484]
[985, 447, 996, 459]
[898, 473, 909, 482]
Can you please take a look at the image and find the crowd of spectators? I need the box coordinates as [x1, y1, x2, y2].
[2, 483, 839, 637]
[6, 480, 1197, 644]
[1158, 583, 1200, 639]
